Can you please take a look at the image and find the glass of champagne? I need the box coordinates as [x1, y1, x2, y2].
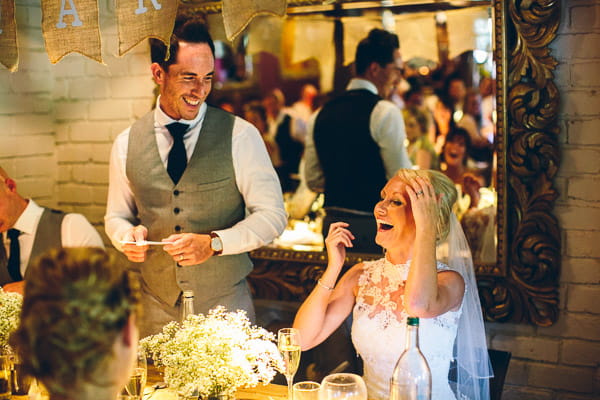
[124, 349, 147, 400]
[319, 373, 367, 400]
[278, 328, 301, 400]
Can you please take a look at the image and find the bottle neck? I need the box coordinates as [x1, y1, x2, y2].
[405, 324, 419, 349]
[181, 296, 195, 321]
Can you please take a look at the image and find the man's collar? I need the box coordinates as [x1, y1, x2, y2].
[13, 199, 43, 235]
[154, 95, 207, 131]
[346, 78, 378, 95]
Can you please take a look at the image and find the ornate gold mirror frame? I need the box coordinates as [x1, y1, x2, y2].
[184, 0, 562, 326]
[483, 0, 561, 326]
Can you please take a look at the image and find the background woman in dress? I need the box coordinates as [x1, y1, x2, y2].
[10, 247, 141, 400]
[293, 169, 491, 400]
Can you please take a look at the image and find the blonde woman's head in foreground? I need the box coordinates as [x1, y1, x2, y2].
[11, 247, 141, 399]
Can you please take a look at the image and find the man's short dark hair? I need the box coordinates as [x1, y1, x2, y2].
[355, 28, 400, 75]
[150, 16, 215, 70]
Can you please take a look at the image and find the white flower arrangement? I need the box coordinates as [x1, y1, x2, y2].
[140, 306, 284, 398]
[0, 288, 23, 353]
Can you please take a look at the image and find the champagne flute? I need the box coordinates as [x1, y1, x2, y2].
[278, 328, 301, 400]
[319, 373, 367, 400]
[124, 349, 147, 400]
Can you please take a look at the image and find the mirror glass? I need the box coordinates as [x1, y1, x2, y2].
[204, 1, 497, 265]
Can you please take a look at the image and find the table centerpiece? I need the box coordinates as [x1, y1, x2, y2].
[0, 287, 22, 354]
[141, 306, 284, 400]
[0, 288, 23, 396]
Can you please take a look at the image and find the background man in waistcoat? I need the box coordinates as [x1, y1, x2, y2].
[104, 17, 287, 337]
[0, 167, 104, 294]
[304, 28, 412, 253]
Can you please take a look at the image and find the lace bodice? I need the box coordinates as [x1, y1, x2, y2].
[351, 258, 463, 400]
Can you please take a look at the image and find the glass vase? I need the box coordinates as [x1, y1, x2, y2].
[201, 392, 235, 400]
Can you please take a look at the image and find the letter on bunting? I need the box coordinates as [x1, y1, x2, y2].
[222, 0, 287, 41]
[0, 0, 18, 71]
[117, 0, 178, 56]
[41, 0, 102, 63]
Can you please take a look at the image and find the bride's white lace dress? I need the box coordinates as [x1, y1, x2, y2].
[351, 258, 462, 400]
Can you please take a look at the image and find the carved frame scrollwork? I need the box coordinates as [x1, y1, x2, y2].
[477, 0, 561, 326]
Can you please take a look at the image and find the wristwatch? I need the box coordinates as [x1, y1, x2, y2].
[210, 232, 223, 256]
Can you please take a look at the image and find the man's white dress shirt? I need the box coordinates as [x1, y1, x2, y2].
[104, 98, 287, 255]
[3, 199, 104, 277]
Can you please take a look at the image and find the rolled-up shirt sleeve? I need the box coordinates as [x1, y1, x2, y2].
[213, 118, 287, 255]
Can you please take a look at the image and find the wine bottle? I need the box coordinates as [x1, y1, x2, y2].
[181, 290, 195, 322]
[390, 317, 432, 400]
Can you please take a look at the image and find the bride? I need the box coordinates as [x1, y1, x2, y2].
[293, 169, 491, 400]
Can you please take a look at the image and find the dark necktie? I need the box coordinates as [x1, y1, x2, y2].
[7, 229, 22, 281]
[166, 122, 190, 184]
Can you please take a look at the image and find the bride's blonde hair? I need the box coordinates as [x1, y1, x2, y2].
[394, 168, 457, 242]
[10, 247, 141, 396]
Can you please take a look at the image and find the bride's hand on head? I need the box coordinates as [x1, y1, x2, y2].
[325, 222, 355, 270]
[406, 176, 439, 237]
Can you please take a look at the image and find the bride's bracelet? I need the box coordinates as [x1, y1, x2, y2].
[317, 279, 334, 291]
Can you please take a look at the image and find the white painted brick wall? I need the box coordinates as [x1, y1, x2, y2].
[0, 0, 598, 398]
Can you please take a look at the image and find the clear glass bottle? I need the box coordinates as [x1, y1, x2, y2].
[390, 317, 432, 400]
[181, 290, 195, 322]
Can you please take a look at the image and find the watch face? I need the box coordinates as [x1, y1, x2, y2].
[211, 236, 223, 251]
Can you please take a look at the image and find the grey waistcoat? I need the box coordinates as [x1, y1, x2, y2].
[126, 106, 251, 307]
[0, 208, 64, 285]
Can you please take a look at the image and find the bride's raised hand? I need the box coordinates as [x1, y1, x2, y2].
[406, 176, 439, 238]
[324, 222, 355, 271]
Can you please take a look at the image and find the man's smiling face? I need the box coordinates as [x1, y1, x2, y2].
[152, 41, 214, 121]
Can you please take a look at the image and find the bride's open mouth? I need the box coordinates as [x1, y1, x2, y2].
[377, 219, 394, 231]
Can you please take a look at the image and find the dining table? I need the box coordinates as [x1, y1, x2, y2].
[9, 364, 288, 400]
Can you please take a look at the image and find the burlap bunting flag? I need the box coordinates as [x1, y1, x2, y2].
[0, 0, 18, 71]
[222, 0, 287, 41]
[117, 0, 179, 56]
[41, 0, 102, 64]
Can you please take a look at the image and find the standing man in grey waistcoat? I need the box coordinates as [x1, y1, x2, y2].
[104, 17, 287, 337]
[0, 166, 104, 295]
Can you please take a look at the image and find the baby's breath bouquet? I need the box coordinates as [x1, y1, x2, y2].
[0, 288, 23, 354]
[141, 306, 283, 399]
